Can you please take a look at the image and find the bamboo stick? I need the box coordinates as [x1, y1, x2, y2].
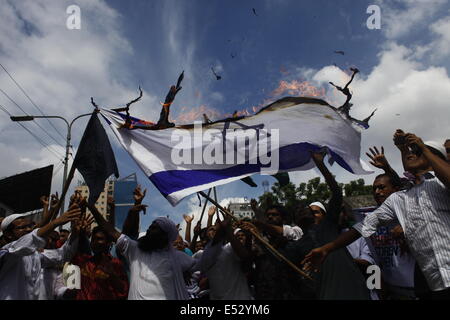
[198, 191, 315, 283]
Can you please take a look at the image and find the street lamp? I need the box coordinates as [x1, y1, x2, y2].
[11, 113, 92, 216]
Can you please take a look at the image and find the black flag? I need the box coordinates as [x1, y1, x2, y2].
[74, 112, 119, 206]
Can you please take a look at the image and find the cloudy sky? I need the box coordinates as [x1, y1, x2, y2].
[0, 0, 449, 232]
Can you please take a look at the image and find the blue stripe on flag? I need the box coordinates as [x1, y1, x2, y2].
[149, 142, 354, 197]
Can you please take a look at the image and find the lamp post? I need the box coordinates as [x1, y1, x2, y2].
[11, 113, 92, 216]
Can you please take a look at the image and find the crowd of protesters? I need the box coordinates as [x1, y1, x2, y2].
[0, 130, 449, 300]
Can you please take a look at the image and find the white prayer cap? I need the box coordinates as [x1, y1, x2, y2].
[0, 213, 28, 232]
[309, 202, 327, 213]
[138, 231, 147, 239]
[424, 141, 447, 159]
[234, 228, 243, 235]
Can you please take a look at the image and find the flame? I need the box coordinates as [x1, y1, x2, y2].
[271, 80, 326, 98]
[173, 104, 222, 124]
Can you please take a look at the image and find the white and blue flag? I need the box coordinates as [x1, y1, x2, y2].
[100, 97, 373, 206]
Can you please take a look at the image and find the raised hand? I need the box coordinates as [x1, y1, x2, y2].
[250, 199, 258, 211]
[193, 221, 202, 235]
[129, 203, 147, 215]
[50, 192, 59, 210]
[366, 146, 390, 169]
[133, 185, 147, 205]
[207, 206, 216, 217]
[77, 213, 95, 234]
[183, 214, 194, 224]
[56, 204, 82, 225]
[237, 220, 258, 234]
[40, 195, 49, 209]
[405, 133, 426, 151]
[393, 129, 407, 148]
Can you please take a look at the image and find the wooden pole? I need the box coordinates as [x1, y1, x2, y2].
[198, 188, 213, 223]
[213, 187, 221, 221]
[198, 191, 315, 283]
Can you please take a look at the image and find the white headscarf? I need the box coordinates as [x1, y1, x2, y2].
[153, 217, 190, 300]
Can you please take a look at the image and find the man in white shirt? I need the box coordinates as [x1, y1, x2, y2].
[303, 132, 450, 299]
[87, 200, 198, 300]
[0, 206, 81, 300]
[200, 219, 253, 300]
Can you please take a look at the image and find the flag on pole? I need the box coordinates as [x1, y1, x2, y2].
[100, 97, 373, 206]
[74, 112, 119, 206]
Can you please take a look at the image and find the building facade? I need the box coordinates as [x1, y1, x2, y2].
[228, 202, 254, 220]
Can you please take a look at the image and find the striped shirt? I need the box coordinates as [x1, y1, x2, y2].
[353, 174, 450, 291]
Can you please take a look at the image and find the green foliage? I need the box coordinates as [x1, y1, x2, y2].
[257, 177, 372, 220]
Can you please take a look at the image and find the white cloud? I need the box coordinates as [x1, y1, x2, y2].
[306, 43, 450, 185]
[376, 0, 447, 39]
[0, 0, 162, 207]
[429, 14, 450, 60]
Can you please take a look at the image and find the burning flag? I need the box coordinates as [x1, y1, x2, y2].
[100, 97, 373, 206]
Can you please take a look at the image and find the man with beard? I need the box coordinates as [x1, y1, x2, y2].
[303, 131, 450, 300]
[87, 201, 197, 300]
[303, 151, 370, 300]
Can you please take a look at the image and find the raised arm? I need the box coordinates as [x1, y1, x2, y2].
[366, 146, 402, 184]
[406, 133, 450, 188]
[251, 220, 284, 238]
[206, 206, 216, 228]
[311, 151, 343, 221]
[122, 186, 147, 239]
[36, 193, 59, 228]
[250, 199, 265, 222]
[183, 214, 194, 243]
[393, 129, 410, 171]
[189, 221, 202, 253]
[37, 204, 81, 239]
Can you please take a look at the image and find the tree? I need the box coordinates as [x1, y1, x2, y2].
[342, 179, 372, 197]
[257, 177, 372, 220]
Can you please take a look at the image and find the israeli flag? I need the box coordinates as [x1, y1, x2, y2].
[100, 97, 373, 206]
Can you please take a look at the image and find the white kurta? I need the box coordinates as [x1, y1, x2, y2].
[116, 234, 196, 300]
[200, 242, 253, 300]
[0, 230, 77, 300]
[0, 229, 46, 300]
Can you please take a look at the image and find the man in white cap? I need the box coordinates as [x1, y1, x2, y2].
[0, 206, 81, 300]
[309, 201, 327, 225]
[303, 131, 450, 300]
[306, 152, 369, 300]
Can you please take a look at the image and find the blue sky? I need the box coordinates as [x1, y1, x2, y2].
[1, 0, 449, 231]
